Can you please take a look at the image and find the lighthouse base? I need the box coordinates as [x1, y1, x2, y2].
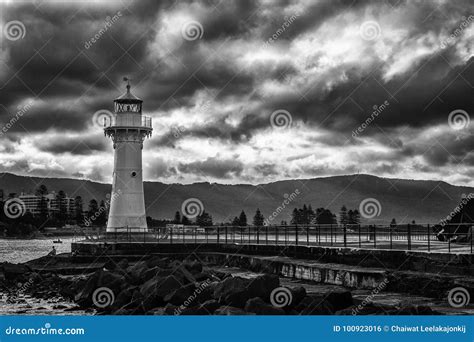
[106, 227, 148, 233]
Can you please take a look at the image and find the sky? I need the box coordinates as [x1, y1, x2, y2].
[0, 0, 472, 186]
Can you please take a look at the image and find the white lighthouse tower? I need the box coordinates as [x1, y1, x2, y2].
[104, 78, 152, 233]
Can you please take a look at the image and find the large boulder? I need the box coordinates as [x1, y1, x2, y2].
[163, 283, 196, 305]
[294, 296, 334, 315]
[1, 263, 31, 280]
[213, 274, 279, 307]
[289, 286, 306, 307]
[325, 291, 353, 311]
[244, 297, 285, 315]
[126, 261, 149, 284]
[140, 275, 183, 302]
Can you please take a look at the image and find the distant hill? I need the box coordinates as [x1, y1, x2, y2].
[0, 172, 472, 224]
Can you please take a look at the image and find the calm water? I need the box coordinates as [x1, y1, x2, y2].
[0, 238, 73, 263]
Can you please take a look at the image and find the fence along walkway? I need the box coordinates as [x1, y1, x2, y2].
[77, 223, 474, 254]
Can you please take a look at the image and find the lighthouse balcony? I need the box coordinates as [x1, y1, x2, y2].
[104, 114, 152, 130]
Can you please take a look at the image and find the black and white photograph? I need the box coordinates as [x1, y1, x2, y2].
[0, 0, 473, 326]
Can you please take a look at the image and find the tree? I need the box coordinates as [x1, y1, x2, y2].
[55, 190, 67, 226]
[231, 216, 240, 226]
[74, 196, 83, 223]
[351, 210, 361, 225]
[96, 200, 107, 226]
[196, 211, 213, 227]
[35, 185, 48, 196]
[174, 211, 181, 224]
[390, 218, 397, 228]
[238, 210, 247, 226]
[253, 208, 264, 226]
[87, 199, 99, 225]
[339, 205, 348, 226]
[35, 185, 49, 224]
[181, 215, 190, 225]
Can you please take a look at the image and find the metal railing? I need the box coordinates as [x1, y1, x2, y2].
[76, 223, 474, 254]
[104, 115, 152, 129]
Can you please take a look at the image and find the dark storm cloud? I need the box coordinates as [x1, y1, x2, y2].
[0, 0, 472, 184]
[37, 134, 108, 155]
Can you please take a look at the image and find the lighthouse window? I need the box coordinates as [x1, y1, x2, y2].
[131, 171, 137, 178]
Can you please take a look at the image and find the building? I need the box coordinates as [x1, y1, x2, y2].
[104, 79, 152, 233]
[18, 192, 75, 217]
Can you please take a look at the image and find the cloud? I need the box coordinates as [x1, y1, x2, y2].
[0, 0, 472, 185]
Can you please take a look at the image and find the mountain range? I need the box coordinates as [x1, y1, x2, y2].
[0, 172, 472, 225]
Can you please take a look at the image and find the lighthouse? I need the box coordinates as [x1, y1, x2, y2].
[104, 78, 152, 233]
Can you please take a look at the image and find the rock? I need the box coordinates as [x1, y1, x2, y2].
[113, 286, 135, 309]
[295, 296, 334, 315]
[244, 297, 285, 315]
[140, 275, 183, 301]
[325, 291, 353, 311]
[163, 283, 196, 305]
[213, 274, 279, 307]
[213, 276, 249, 305]
[146, 256, 169, 269]
[184, 260, 203, 275]
[289, 286, 306, 306]
[1, 263, 31, 279]
[126, 261, 149, 284]
[214, 306, 252, 315]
